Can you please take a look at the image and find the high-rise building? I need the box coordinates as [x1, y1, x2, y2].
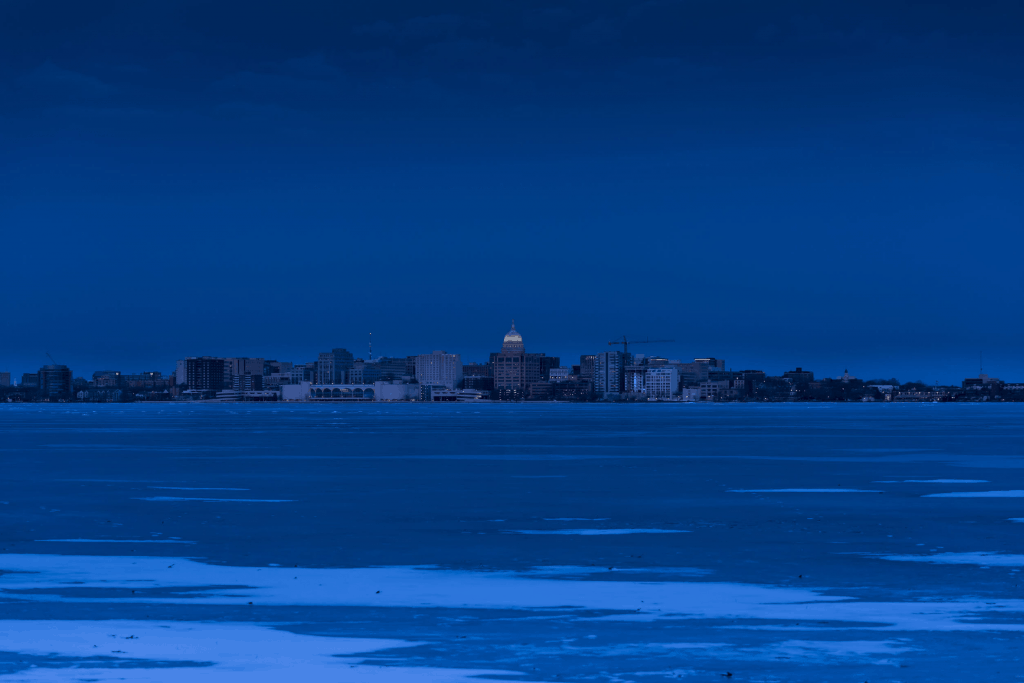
[491, 322, 557, 400]
[0, 371, 11, 387]
[21, 373, 38, 388]
[415, 351, 463, 390]
[579, 355, 595, 381]
[494, 322, 527, 400]
[317, 348, 354, 385]
[186, 357, 226, 391]
[593, 351, 628, 397]
[175, 360, 187, 387]
[624, 364, 646, 394]
[38, 364, 73, 399]
[645, 366, 679, 399]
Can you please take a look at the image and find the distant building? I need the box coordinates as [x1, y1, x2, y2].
[593, 350, 628, 398]
[463, 362, 495, 392]
[549, 367, 571, 382]
[578, 355, 595, 381]
[38, 364, 73, 399]
[551, 377, 593, 401]
[783, 367, 814, 383]
[21, 373, 38, 388]
[963, 373, 1002, 389]
[186, 357, 227, 392]
[316, 348, 354, 385]
[373, 357, 412, 382]
[226, 357, 263, 391]
[415, 351, 463, 390]
[837, 369, 857, 382]
[175, 360, 187, 387]
[645, 366, 679, 399]
[99, 371, 124, 387]
[624, 364, 646, 395]
[0, 371, 9, 387]
[491, 322, 555, 400]
[232, 374, 263, 391]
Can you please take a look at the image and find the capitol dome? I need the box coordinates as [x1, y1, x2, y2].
[501, 321, 525, 353]
[504, 322, 522, 344]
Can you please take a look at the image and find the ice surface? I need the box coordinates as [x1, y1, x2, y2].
[132, 497, 295, 502]
[148, 486, 251, 491]
[2, 554, 1022, 632]
[729, 489, 883, 493]
[875, 552, 1024, 567]
[0, 619, 517, 683]
[4, 403, 1024, 681]
[923, 490, 1024, 498]
[35, 539, 196, 544]
[508, 529, 687, 535]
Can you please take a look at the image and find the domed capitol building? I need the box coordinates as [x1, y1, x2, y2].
[492, 321, 558, 400]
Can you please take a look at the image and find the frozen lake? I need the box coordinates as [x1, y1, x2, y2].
[1, 403, 1023, 681]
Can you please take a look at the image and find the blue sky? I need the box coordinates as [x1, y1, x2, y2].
[1, 1, 1022, 383]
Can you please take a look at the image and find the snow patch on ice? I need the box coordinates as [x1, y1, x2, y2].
[923, 490, 1024, 498]
[874, 552, 1024, 567]
[2, 554, 1023, 632]
[0, 619, 514, 683]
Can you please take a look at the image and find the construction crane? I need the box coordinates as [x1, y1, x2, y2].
[46, 352, 59, 365]
[608, 336, 675, 356]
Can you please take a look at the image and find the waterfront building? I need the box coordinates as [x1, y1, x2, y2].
[645, 366, 679, 399]
[21, 373, 38, 388]
[186, 356, 227, 391]
[92, 371, 121, 387]
[492, 322, 554, 400]
[593, 350, 628, 398]
[38, 364, 73, 399]
[415, 351, 463, 390]
[783, 367, 814, 383]
[175, 360, 187, 387]
[0, 371, 9, 387]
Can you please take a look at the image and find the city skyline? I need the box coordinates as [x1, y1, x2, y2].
[2, 321, 1016, 404]
[0, 320, 1012, 387]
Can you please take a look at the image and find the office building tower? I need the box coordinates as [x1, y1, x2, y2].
[593, 351, 628, 397]
[317, 348, 354, 385]
[186, 357, 227, 391]
[0, 372, 9, 387]
[415, 351, 463, 390]
[38, 364, 73, 399]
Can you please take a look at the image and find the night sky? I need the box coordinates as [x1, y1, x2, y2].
[1, 1, 1022, 383]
